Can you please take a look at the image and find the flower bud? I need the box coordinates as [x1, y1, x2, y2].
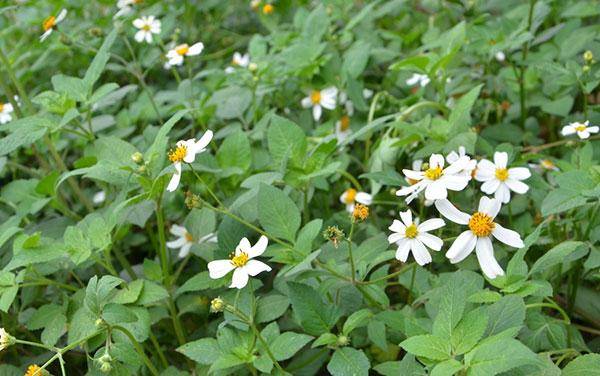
[210, 297, 225, 313]
[248, 62, 258, 71]
[185, 191, 202, 209]
[337, 335, 350, 347]
[131, 151, 144, 164]
[583, 50, 593, 63]
[100, 362, 112, 373]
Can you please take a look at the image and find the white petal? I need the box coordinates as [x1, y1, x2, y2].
[301, 97, 312, 108]
[475, 237, 504, 279]
[477, 196, 501, 218]
[248, 235, 268, 258]
[56, 9, 67, 23]
[587, 126, 599, 134]
[243, 259, 271, 276]
[481, 179, 501, 195]
[399, 210, 413, 227]
[346, 203, 355, 213]
[435, 199, 470, 225]
[424, 180, 448, 200]
[178, 243, 192, 258]
[417, 233, 443, 251]
[186, 42, 204, 56]
[395, 238, 411, 262]
[208, 260, 235, 279]
[166, 164, 182, 192]
[429, 154, 445, 169]
[134, 30, 145, 43]
[494, 183, 511, 204]
[494, 152, 508, 168]
[40, 29, 52, 41]
[198, 233, 218, 243]
[578, 130, 590, 139]
[417, 218, 445, 232]
[166, 237, 186, 249]
[403, 169, 424, 181]
[194, 130, 214, 152]
[410, 239, 432, 266]
[441, 174, 469, 191]
[321, 86, 338, 100]
[492, 223, 524, 248]
[230, 268, 249, 289]
[235, 238, 252, 255]
[388, 219, 406, 233]
[561, 125, 576, 136]
[170, 224, 188, 237]
[508, 167, 531, 180]
[447, 231, 477, 263]
[388, 233, 405, 244]
[355, 192, 372, 205]
[133, 18, 145, 28]
[312, 105, 322, 121]
[505, 179, 529, 194]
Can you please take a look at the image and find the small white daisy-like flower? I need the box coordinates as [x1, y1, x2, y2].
[0, 101, 14, 124]
[474, 151, 530, 204]
[446, 146, 477, 179]
[388, 210, 445, 266]
[167, 224, 217, 258]
[406, 73, 430, 87]
[561, 121, 599, 140]
[1, 328, 14, 352]
[164, 42, 204, 68]
[166, 130, 213, 192]
[404, 160, 434, 207]
[495, 51, 506, 62]
[396, 154, 471, 203]
[133, 16, 161, 43]
[250, 0, 262, 10]
[339, 188, 372, 213]
[208, 236, 272, 289]
[301, 87, 337, 121]
[335, 115, 352, 144]
[435, 197, 524, 279]
[363, 88, 374, 99]
[93, 191, 106, 205]
[40, 9, 67, 42]
[528, 159, 559, 174]
[338, 92, 355, 116]
[115, 0, 142, 18]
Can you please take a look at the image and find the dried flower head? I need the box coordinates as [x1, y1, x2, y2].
[323, 226, 345, 248]
[352, 203, 369, 222]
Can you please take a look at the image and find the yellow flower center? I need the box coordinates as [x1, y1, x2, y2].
[0, 103, 4, 112]
[175, 44, 189, 56]
[184, 232, 193, 242]
[340, 115, 350, 131]
[25, 365, 43, 376]
[495, 168, 509, 181]
[142, 24, 151, 31]
[352, 203, 369, 221]
[262, 4, 274, 14]
[540, 159, 555, 170]
[468, 212, 495, 237]
[43, 16, 56, 31]
[405, 224, 418, 238]
[168, 144, 187, 163]
[424, 166, 443, 180]
[230, 252, 249, 267]
[310, 90, 321, 105]
[343, 188, 357, 204]
[575, 124, 587, 132]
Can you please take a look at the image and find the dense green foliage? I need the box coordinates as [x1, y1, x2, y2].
[1, 0, 600, 375]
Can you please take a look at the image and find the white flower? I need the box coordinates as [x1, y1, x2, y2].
[339, 188, 372, 213]
[388, 210, 445, 266]
[0, 101, 14, 124]
[474, 151, 530, 204]
[338, 92, 354, 116]
[93, 191, 106, 205]
[396, 154, 470, 203]
[335, 115, 352, 144]
[528, 159, 559, 174]
[363, 88, 374, 99]
[133, 16, 161, 43]
[0, 328, 13, 352]
[446, 146, 477, 179]
[166, 130, 213, 192]
[208, 236, 272, 289]
[250, 0, 261, 9]
[406, 73, 430, 87]
[115, 0, 141, 18]
[40, 9, 67, 42]
[561, 121, 599, 140]
[165, 42, 204, 68]
[435, 197, 524, 279]
[495, 51, 506, 62]
[167, 224, 217, 258]
[301, 87, 337, 121]
[225, 52, 251, 73]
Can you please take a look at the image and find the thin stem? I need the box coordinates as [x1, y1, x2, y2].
[407, 263, 417, 303]
[112, 326, 160, 376]
[523, 134, 600, 152]
[155, 201, 170, 282]
[362, 263, 415, 285]
[148, 332, 169, 369]
[347, 221, 356, 284]
[188, 163, 223, 207]
[37, 330, 103, 374]
[167, 296, 187, 347]
[336, 170, 363, 191]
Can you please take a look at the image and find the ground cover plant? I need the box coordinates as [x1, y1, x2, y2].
[1, 0, 600, 375]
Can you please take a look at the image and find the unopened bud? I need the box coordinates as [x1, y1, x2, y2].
[210, 297, 225, 313]
[583, 65, 591, 73]
[131, 152, 143, 164]
[100, 362, 112, 373]
[583, 50, 593, 63]
[248, 62, 258, 71]
[337, 335, 350, 347]
[185, 191, 202, 209]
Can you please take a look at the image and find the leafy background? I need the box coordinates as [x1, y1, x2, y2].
[0, 0, 600, 375]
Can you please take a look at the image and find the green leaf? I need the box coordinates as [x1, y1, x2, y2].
[52, 74, 88, 102]
[465, 336, 537, 376]
[176, 271, 227, 295]
[432, 276, 467, 340]
[373, 354, 426, 376]
[452, 307, 488, 355]
[144, 109, 189, 176]
[343, 40, 371, 79]
[83, 29, 118, 90]
[177, 338, 222, 365]
[267, 115, 307, 168]
[485, 295, 526, 337]
[102, 303, 138, 325]
[287, 282, 342, 336]
[257, 184, 301, 242]
[0, 124, 47, 157]
[255, 294, 290, 323]
[327, 347, 370, 376]
[209, 86, 252, 119]
[449, 84, 482, 133]
[431, 359, 463, 376]
[562, 354, 600, 376]
[400, 334, 451, 361]
[367, 320, 387, 350]
[270, 332, 313, 361]
[541, 189, 588, 216]
[529, 241, 587, 275]
[342, 308, 373, 335]
[312, 333, 338, 348]
[216, 129, 252, 175]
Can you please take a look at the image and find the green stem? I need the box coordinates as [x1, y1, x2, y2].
[37, 330, 103, 374]
[112, 326, 160, 376]
[363, 262, 415, 285]
[407, 263, 417, 304]
[155, 201, 170, 282]
[347, 221, 356, 284]
[167, 296, 187, 347]
[148, 332, 169, 369]
[519, 0, 537, 128]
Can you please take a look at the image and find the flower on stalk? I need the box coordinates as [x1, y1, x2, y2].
[323, 225, 345, 248]
[335, 115, 352, 144]
[167, 224, 217, 258]
[164, 42, 204, 68]
[474, 151, 530, 204]
[207, 236, 272, 289]
[115, 0, 142, 18]
[262, 3, 274, 14]
[446, 146, 477, 179]
[25, 365, 47, 376]
[0, 101, 14, 124]
[40, 9, 67, 42]
[388, 210, 445, 266]
[301, 87, 337, 122]
[528, 159, 559, 174]
[495, 51, 506, 62]
[435, 197, 524, 279]
[166, 130, 213, 192]
[561, 121, 599, 140]
[339, 188, 372, 213]
[0, 327, 14, 352]
[396, 154, 470, 203]
[225, 52, 250, 73]
[352, 203, 369, 222]
[406, 73, 430, 87]
[133, 16, 161, 43]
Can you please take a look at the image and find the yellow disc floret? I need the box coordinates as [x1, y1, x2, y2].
[352, 203, 369, 221]
[262, 4, 274, 14]
[343, 188, 357, 204]
[468, 212, 495, 237]
[230, 252, 249, 267]
[574, 123, 587, 132]
[43, 16, 56, 31]
[310, 90, 321, 104]
[339, 115, 350, 131]
[25, 365, 45, 376]
[424, 166, 443, 180]
[175, 44, 189, 56]
[404, 224, 418, 239]
[168, 144, 187, 163]
[495, 168, 509, 181]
